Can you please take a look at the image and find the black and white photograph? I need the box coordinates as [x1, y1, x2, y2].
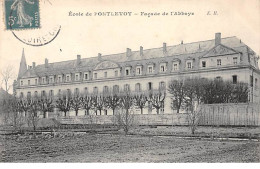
[0, 0, 259, 166]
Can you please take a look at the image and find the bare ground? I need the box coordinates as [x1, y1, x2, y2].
[0, 132, 259, 163]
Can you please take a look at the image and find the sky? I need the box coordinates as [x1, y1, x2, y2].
[0, 0, 259, 91]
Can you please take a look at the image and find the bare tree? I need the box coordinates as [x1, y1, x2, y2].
[10, 98, 25, 131]
[28, 98, 40, 131]
[148, 91, 166, 114]
[81, 95, 93, 115]
[71, 94, 82, 116]
[116, 91, 135, 135]
[92, 95, 105, 115]
[0, 65, 15, 93]
[168, 79, 185, 113]
[56, 96, 72, 117]
[134, 93, 147, 114]
[106, 94, 120, 115]
[38, 96, 54, 118]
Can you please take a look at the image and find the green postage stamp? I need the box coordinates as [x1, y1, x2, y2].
[4, 0, 40, 30]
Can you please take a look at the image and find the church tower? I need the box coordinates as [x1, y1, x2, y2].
[18, 48, 27, 78]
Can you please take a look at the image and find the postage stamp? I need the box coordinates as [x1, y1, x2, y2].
[4, 0, 40, 30]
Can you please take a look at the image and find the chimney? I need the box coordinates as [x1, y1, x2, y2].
[77, 54, 81, 65]
[126, 48, 132, 58]
[163, 43, 167, 54]
[98, 53, 102, 61]
[140, 46, 143, 56]
[32, 62, 36, 68]
[45, 58, 48, 68]
[215, 32, 221, 46]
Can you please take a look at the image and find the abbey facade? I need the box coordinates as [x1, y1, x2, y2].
[14, 33, 260, 117]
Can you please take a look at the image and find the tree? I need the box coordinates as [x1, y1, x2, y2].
[0, 65, 15, 93]
[148, 91, 166, 114]
[106, 94, 120, 115]
[28, 98, 40, 131]
[92, 95, 105, 115]
[232, 82, 249, 103]
[10, 98, 25, 131]
[38, 96, 54, 118]
[117, 91, 135, 135]
[168, 80, 185, 113]
[71, 94, 82, 116]
[134, 93, 147, 114]
[81, 95, 93, 115]
[56, 96, 72, 117]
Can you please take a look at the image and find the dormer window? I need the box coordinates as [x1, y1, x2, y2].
[125, 68, 130, 76]
[49, 77, 53, 83]
[217, 59, 221, 66]
[66, 75, 70, 82]
[148, 66, 153, 73]
[233, 57, 237, 65]
[42, 77, 46, 84]
[84, 73, 89, 80]
[137, 67, 141, 75]
[187, 62, 192, 69]
[58, 76, 62, 83]
[75, 74, 79, 81]
[202, 61, 206, 68]
[160, 63, 167, 73]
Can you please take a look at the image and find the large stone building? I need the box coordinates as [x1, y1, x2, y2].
[14, 33, 260, 117]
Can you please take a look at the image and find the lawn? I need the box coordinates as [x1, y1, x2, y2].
[0, 128, 259, 162]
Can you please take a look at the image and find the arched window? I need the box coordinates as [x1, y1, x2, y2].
[84, 87, 88, 95]
[93, 87, 98, 95]
[124, 84, 130, 92]
[34, 91, 38, 98]
[74, 88, 79, 96]
[20, 92, 24, 98]
[27, 92, 31, 99]
[67, 89, 71, 98]
[159, 81, 166, 91]
[113, 85, 119, 94]
[41, 90, 46, 98]
[148, 82, 153, 91]
[135, 83, 141, 92]
[49, 90, 54, 98]
[103, 86, 109, 94]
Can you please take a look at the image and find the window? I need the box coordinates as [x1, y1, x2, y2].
[125, 69, 130, 76]
[113, 85, 119, 94]
[216, 76, 222, 81]
[28, 80, 30, 85]
[34, 91, 38, 97]
[84, 73, 88, 80]
[58, 89, 62, 98]
[49, 90, 54, 97]
[202, 61, 206, 68]
[66, 75, 70, 82]
[93, 87, 98, 94]
[159, 81, 166, 91]
[103, 86, 109, 94]
[115, 70, 118, 77]
[35, 79, 38, 85]
[27, 92, 31, 99]
[187, 62, 191, 69]
[173, 64, 178, 71]
[250, 75, 253, 87]
[58, 76, 62, 83]
[233, 57, 238, 65]
[42, 77, 45, 84]
[217, 59, 221, 66]
[104, 72, 107, 78]
[41, 90, 46, 98]
[256, 78, 258, 89]
[148, 82, 153, 91]
[94, 73, 97, 79]
[49, 77, 53, 83]
[148, 66, 153, 73]
[20, 80, 23, 86]
[75, 74, 79, 81]
[136, 67, 141, 75]
[74, 88, 79, 96]
[20, 92, 24, 98]
[160, 65, 165, 72]
[124, 84, 130, 91]
[84, 87, 88, 94]
[135, 83, 141, 92]
[232, 75, 237, 84]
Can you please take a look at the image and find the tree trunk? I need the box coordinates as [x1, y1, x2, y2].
[156, 108, 159, 114]
[43, 112, 46, 118]
[75, 110, 78, 116]
[112, 109, 115, 115]
[141, 108, 143, 114]
[99, 110, 102, 115]
[64, 112, 67, 117]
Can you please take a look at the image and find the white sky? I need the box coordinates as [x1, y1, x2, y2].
[0, 0, 259, 86]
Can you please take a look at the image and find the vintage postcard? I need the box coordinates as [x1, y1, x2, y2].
[0, 0, 260, 165]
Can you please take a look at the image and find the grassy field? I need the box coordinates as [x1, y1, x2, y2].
[0, 128, 259, 163]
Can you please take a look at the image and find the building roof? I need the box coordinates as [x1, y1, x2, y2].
[19, 36, 251, 79]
